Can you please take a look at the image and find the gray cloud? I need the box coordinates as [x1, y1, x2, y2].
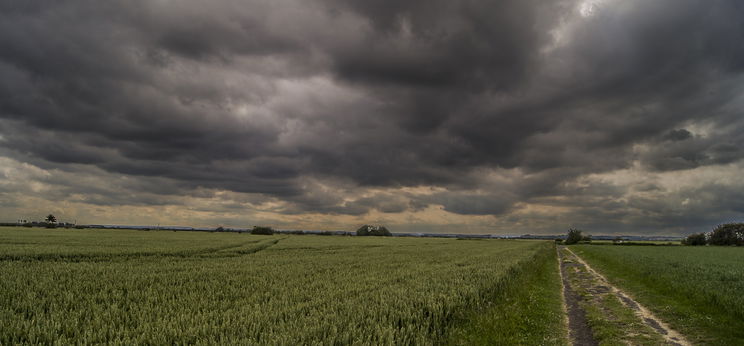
[1, 0, 744, 233]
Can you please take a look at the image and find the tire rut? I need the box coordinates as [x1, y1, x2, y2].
[228, 238, 283, 255]
[563, 247, 690, 346]
[558, 247, 599, 346]
[0, 238, 267, 263]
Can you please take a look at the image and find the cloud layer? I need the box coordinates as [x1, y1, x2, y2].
[1, 0, 744, 234]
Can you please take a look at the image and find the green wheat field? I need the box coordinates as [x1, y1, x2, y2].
[0, 227, 563, 345]
[2, 227, 744, 345]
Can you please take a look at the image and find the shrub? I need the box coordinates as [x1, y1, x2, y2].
[356, 225, 392, 236]
[681, 233, 707, 246]
[565, 228, 585, 245]
[215, 226, 225, 232]
[707, 223, 744, 246]
[251, 226, 274, 235]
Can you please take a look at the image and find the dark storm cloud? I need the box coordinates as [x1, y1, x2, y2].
[663, 129, 693, 142]
[641, 135, 744, 172]
[324, 0, 559, 88]
[1, 0, 744, 231]
[423, 191, 517, 216]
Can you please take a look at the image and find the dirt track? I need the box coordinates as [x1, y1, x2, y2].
[558, 246, 690, 346]
[558, 247, 598, 345]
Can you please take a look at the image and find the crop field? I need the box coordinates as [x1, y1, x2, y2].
[573, 245, 744, 345]
[0, 227, 565, 345]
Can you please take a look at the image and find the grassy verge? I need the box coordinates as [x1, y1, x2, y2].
[573, 245, 744, 345]
[447, 243, 568, 345]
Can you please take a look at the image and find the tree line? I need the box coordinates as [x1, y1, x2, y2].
[211, 225, 393, 236]
[682, 223, 744, 246]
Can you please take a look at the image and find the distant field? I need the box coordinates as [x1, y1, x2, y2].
[0, 227, 565, 344]
[574, 245, 744, 345]
[587, 240, 681, 246]
[0, 228, 254, 260]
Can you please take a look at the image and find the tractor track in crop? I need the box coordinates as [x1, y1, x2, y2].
[0, 238, 283, 263]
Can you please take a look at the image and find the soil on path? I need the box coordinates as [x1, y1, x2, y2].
[559, 246, 691, 346]
[558, 247, 598, 346]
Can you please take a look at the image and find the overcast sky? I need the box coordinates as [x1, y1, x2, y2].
[1, 0, 743, 235]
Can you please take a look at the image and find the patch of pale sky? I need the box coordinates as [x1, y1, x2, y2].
[583, 160, 744, 194]
[579, 0, 605, 17]
[542, 0, 609, 54]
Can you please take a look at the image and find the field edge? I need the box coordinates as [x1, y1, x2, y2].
[446, 242, 568, 345]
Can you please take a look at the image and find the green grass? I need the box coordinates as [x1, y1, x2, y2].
[561, 249, 664, 345]
[573, 245, 744, 345]
[583, 294, 666, 346]
[448, 243, 567, 345]
[0, 227, 564, 344]
[586, 240, 681, 246]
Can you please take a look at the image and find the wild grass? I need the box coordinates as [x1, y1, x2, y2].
[0, 227, 562, 344]
[561, 248, 664, 345]
[448, 243, 567, 345]
[573, 245, 744, 345]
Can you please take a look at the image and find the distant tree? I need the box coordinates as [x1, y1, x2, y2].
[215, 226, 225, 232]
[707, 223, 744, 246]
[251, 226, 274, 235]
[44, 214, 57, 228]
[565, 228, 584, 245]
[373, 226, 391, 236]
[681, 233, 707, 246]
[356, 225, 391, 236]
